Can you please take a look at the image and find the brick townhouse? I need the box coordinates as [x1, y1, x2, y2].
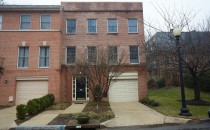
[0, 2, 147, 105]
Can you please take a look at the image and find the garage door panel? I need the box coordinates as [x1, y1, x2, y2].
[16, 81, 48, 105]
[109, 79, 138, 102]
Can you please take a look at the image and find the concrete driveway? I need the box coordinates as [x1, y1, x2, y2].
[101, 102, 189, 127]
[0, 106, 17, 129]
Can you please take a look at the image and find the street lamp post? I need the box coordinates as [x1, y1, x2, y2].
[173, 27, 192, 116]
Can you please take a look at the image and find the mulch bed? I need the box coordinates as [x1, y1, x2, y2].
[186, 99, 210, 106]
[82, 102, 112, 113]
[48, 102, 115, 125]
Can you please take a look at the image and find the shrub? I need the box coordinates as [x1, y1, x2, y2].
[156, 78, 166, 88]
[93, 85, 102, 102]
[141, 98, 159, 107]
[27, 99, 39, 116]
[16, 104, 27, 120]
[147, 79, 157, 88]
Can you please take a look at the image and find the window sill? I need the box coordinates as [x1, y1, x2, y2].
[86, 33, 97, 35]
[128, 32, 139, 34]
[38, 67, 50, 69]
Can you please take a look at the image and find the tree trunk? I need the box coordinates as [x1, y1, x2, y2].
[193, 77, 201, 100]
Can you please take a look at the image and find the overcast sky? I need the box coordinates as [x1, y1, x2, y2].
[4, 0, 210, 33]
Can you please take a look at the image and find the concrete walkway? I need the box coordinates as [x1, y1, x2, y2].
[20, 103, 86, 126]
[101, 102, 190, 127]
[0, 106, 17, 130]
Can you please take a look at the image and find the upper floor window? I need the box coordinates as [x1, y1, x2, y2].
[18, 47, 29, 68]
[129, 46, 139, 64]
[87, 19, 97, 33]
[20, 15, 30, 29]
[66, 46, 76, 64]
[66, 19, 76, 34]
[41, 15, 51, 29]
[108, 46, 118, 64]
[39, 46, 50, 68]
[88, 46, 97, 64]
[128, 19, 138, 33]
[108, 19, 118, 33]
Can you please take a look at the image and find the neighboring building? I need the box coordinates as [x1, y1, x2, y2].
[0, 2, 147, 105]
[0, 5, 62, 105]
[146, 31, 210, 85]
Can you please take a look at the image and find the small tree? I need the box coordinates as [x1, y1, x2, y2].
[68, 46, 126, 102]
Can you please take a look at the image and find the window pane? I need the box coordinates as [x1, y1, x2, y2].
[108, 46, 118, 64]
[88, 46, 96, 64]
[41, 15, 50, 22]
[18, 47, 29, 67]
[41, 15, 50, 29]
[128, 19, 137, 33]
[129, 46, 139, 63]
[20, 15, 30, 29]
[108, 19, 117, 33]
[88, 19, 96, 33]
[21, 15, 30, 22]
[39, 47, 49, 67]
[67, 47, 76, 64]
[67, 19, 76, 33]
[21, 23, 30, 29]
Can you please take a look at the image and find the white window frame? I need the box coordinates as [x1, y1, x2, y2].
[38, 46, 50, 68]
[128, 18, 138, 33]
[40, 14, 51, 30]
[107, 19, 118, 33]
[129, 45, 140, 64]
[87, 19, 97, 34]
[0, 15, 2, 30]
[17, 46, 29, 68]
[20, 14, 31, 30]
[66, 19, 76, 34]
[66, 46, 76, 65]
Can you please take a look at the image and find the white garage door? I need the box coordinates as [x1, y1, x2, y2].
[109, 79, 138, 102]
[16, 81, 48, 105]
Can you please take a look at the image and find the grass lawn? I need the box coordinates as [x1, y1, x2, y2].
[148, 87, 210, 119]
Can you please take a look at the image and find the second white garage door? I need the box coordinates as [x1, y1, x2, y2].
[109, 79, 138, 102]
[16, 81, 48, 105]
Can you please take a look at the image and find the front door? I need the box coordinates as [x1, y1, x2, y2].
[76, 77, 86, 100]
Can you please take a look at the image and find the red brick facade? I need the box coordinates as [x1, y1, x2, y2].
[0, 2, 148, 105]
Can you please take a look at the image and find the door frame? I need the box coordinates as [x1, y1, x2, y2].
[72, 76, 89, 101]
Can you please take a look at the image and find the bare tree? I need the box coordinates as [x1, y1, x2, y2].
[145, 3, 210, 101]
[67, 46, 126, 103]
[0, 0, 5, 5]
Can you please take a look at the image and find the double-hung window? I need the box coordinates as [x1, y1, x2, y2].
[18, 47, 29, 68]
[41, 15, 51, 29]
[39, 47, 50, 68]
[88, 46, 97, 64]
[66, 47, 76, 64]
[129, 46, 139, 64]
[108, 19, 118, 33]
[128, 19, 138, 33]
[108, 46, 118, 64]
[20, 15, 30, 29]
[0, 15, 2, 30]
[66, 19, 76, 34]
[87, 19, 97, 33]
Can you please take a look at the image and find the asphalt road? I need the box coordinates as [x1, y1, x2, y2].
[100, 121, 210, 130]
